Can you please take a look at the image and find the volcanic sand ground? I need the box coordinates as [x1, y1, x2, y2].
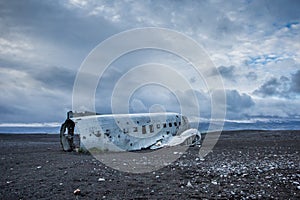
[1, 130, 299, 199]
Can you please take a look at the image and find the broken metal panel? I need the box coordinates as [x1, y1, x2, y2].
[68, 112, 200, 152]
[150, 128, 201, 149]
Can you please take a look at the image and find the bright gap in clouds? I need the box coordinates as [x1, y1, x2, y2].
[95, 49, 210, 117]
[129, 84, 180, 114]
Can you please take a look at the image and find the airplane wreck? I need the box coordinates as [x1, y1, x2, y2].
[60, 111, 201, 152]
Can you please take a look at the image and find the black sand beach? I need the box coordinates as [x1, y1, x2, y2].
[1, 130, 299, 199]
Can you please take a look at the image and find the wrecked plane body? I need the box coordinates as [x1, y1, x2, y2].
[60, 112, 201, 152]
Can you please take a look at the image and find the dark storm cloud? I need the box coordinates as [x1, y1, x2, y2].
[217, 65, 236, 79]
[0, 104, 21, 116]
[210, 65, 236, 81]
[0, 105, 26, 123]
[0, 0, 120, 123]
[290, 70, 300, 94]
[253, 75, 299, 98]
[0, 59, 76, 92]
[254, 77, 282, 97]
[246, 71, 258, 81]
[264, 0, 300, 23]
[226, 90, 254, 112]
[32, 66, 76, 91]
[0, 0, 117, 48]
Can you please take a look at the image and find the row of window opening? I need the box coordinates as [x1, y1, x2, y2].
[105, 121, 181, 135]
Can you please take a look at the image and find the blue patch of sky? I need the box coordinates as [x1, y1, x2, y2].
[272, 21, 299, 30]
[246, 54, 282, 66]
[285, 21, 299, 28]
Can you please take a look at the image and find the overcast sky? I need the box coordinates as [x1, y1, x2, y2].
[0, 0, 299, 123]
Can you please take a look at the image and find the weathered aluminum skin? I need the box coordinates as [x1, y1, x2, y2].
[71, 112, 200, 152]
